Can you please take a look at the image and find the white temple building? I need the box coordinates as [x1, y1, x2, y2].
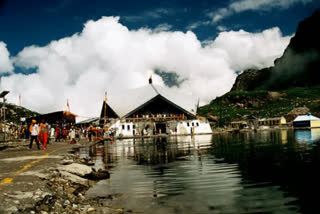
[100, 78, 212, 137]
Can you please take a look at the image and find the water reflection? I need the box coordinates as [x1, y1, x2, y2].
[294, 128, 320, 144]
[84, 131, 320, 214]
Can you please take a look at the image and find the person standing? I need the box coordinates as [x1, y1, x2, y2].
[88, 126, 93, 143]
[55, 126, 61, 142]
[62, 127, 68, 142]
[29, 120, 40, 150]
[76, 128, 81, 142]
[50, 126, 55, 142]
[39, 120, 45, 146]
[69, 127, 76, 144]
[40, 122, 49, 150]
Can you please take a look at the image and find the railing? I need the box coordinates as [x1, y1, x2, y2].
[123, 116, 188, 123]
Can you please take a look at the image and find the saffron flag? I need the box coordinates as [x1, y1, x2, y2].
[67, 99, 70, 112]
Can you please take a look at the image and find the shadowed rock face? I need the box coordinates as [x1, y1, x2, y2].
[231, 68, 271, 91]
[232, 9, 320, 91]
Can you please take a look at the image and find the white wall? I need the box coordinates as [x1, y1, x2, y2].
[177, 120, 212, 135]
[111, 119, 212, 137]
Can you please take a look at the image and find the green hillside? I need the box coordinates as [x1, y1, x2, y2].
[0, 103, 40, 124]
[198, 86, 320, 127]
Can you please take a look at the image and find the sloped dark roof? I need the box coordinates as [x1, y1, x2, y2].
[27, 111, 77, 124]
[104, 84, 197, 118]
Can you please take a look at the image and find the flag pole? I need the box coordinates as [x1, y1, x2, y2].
[104, 92, 107, 128]
[67, 99, 70, 112]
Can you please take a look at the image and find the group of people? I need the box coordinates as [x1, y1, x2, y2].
[29, 119, 49, 150]
[132, 113, 186, 120]
[28, 121, 107, 150]
[2, 123, 29, 140]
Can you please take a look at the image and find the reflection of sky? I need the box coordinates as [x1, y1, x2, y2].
[295, 128, 320, 144]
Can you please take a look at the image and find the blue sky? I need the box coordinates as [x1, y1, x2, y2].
[1, 0, 319, 55]
[0, 0, 319, 116]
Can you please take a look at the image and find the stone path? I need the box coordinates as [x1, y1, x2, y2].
[0, 140, 88, 213]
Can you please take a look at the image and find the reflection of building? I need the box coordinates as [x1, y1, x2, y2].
[107, 135, 213, 165]
[230, 121, 247, 129]
[294, 128, 320, 143]
[100, 79, 212, 137]
[258, 117, 287, 127]
[293, 113, 320, 128]
[280, 130, 288, 144]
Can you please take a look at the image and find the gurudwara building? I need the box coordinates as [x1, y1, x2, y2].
[100, 79, 212, 137]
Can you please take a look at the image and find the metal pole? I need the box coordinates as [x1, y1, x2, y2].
[3, 98, 5, 142]
[3, 97, 5, 121]
[0, 91, 10, 142]
[104, 92, 107, 128]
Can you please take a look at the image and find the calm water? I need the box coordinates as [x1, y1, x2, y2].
[83, 129, 320, 214]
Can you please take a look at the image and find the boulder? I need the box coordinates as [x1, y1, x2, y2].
[59, 171, 89, 187]
[85, 169, 110, 180]
[58, 163, 93, 177]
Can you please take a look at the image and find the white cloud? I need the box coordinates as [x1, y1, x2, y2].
[209, 0, 313, 23]
[153, 23, 173, 33]
[217, 25, 228, 31]
[211, 27, 291, 71]
[0, 42, 14, 74]
[0, 17, 291, 118]
[123, 8, 173, 22]
[186, 21, 210, 30]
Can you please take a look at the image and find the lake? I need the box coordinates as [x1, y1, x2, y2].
[83, 129, 320, 214]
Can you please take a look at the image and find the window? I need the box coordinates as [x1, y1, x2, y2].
[187, 122, 190, 127]
[133, 125, 135, 129]
[127, 125, 130, 130]
[122, 125, 125, 129]
[192, 122, 194, 126]
[196, 122, 199, 126]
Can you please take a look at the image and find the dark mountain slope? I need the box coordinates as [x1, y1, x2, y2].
[232, 9, 320, 91]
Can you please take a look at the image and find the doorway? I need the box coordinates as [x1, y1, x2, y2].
[156, 123, 166, 134]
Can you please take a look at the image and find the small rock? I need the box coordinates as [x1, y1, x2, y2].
[87, 207, 96, 212]
[66, 187, 76, 195]
[55, 202, 62, 208]
[40, 210, 48, 214]
[40, 204, 49, 212]
[35, 189, 43, 196]
[79, 194, 85, 200]
[59, 171, 89, 187]
[61, 159, 74, 165]
[57, 186, 63, 193]
[6, 206, 18, 212]
[64, 200, 71, 206]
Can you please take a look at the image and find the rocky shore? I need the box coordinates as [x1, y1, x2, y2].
[0, 141, 129, 214]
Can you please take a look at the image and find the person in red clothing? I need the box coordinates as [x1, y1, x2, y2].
[42, 123, 49, 149]
[39, 121, 45, 146]
[55, 126, 61, 142]
[39, 121, 49, 149]
[62, 128, 68, 142]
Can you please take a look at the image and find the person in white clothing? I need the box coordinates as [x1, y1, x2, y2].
[50, 127, 55, 139]
[69, 128, 76, 143]
[29, 120, 40, 150]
